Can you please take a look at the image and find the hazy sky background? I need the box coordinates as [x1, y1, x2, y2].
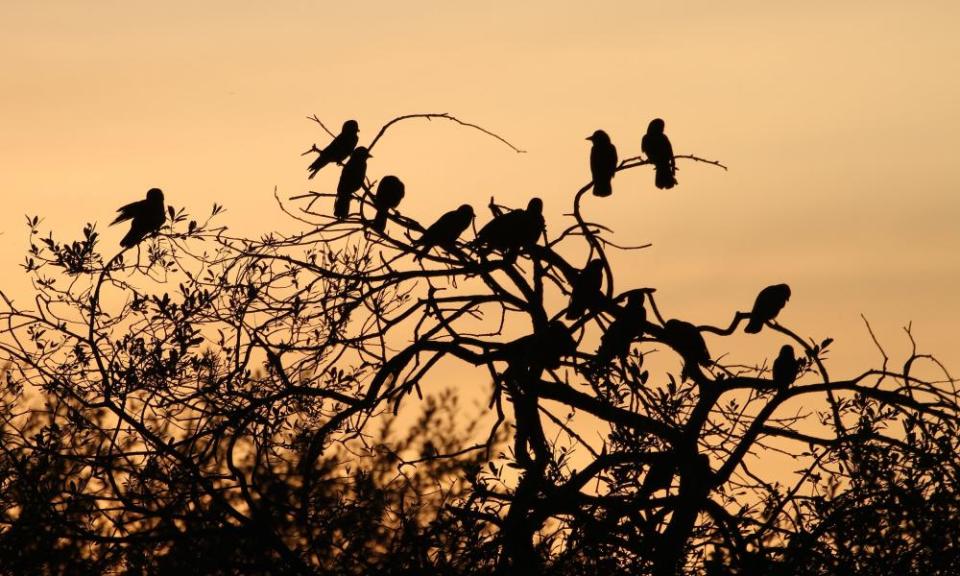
[1, 1, 958, 377]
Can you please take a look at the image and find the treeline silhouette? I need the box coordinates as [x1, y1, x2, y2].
[0, 113, 957, 575]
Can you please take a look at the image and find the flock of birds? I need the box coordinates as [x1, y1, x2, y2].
[106, 119, 801, 387]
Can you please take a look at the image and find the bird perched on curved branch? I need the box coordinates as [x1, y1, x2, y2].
[593, 291, 647, 370]
[371, 175, 405, 232]
[566, 259, 605, 320]
[587, 129, 618, 197]
[414, 204, 474, 260]
[111, 188, 166, 248]
[504, 320, 577, 375]
[307, 119, 359, 179]
[745, 284, 791, 334]
[661, 319, 711, 376]
[641, 118, 677, 189]
[472, 197, 544, 257]
[334, 147, 370, 219]
[772, 344, 801, 388]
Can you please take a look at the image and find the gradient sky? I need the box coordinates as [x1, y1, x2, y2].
[1, 1, 958, 376]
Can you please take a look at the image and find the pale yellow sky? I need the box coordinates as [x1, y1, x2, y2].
[1, 1, 958, 374]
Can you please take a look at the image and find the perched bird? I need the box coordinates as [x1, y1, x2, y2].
[772, 344, 801, 388]
[472, 197, 544, 257]
[566, 259, 604, 320]
[334, 147, 371, 219]
[593, 291, 647, 368]
[587, 129, 618, 197]
[745, 284, 792, 334]
[371, 175, 405, 232]
[506, 320, 577, 374]
[661, 319, 711, 374]
[641, 118, 677, 189]
[111, 188, 166, 248]
[307, 119, 359, 179]
[414, 204, 474, 260]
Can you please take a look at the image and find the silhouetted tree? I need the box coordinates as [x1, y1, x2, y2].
[1, 112, 957, 576]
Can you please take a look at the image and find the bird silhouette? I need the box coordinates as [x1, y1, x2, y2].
[661, 319, 711, 374]
[566, 259, 604, 320]
[772, 344, 800, 387]
[506, 320, 577, 374]
[745, 284, 792, 333]
[414, 204, 474, 260]
[110, 188, 166, 248]
[641, 118, 677, 189]
[371, 175, 405, 232]
[472, 198, 544, 257]
[334, 147, 370, 219]
[307, 119, 359, 179]
[587, 129, 618, 197]
[594, 291, 647, 368]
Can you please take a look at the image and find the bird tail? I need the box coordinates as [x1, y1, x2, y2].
[593, 179, 613, 197]
[120, 229, 142, 249]
[655, 164, 677, 189]
[307, 158, 328, 179]
[372, 209, 388, 232]
[334, 195, 351, 219]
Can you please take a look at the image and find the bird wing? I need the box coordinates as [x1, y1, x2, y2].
[111, 200, 143, 225]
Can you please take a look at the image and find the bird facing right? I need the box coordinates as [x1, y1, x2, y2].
[307, 119, 359, 179]
[772, 344, 801, 387]
[111, 188, 166, 248]
[414, 204, 474, 260]
[587, 129, 618, 197]
[472, 197, 544, 257]
[745, 284, 792, 334]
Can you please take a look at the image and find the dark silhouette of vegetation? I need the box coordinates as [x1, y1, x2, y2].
[1, 113, 958, 575]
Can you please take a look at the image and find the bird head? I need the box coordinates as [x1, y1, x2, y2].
[146, 188, 164, 203]
[647, 118, 666, 134]
[526, 197, 543, 214]
[343, 119, 359, 133]
[778, 344, 796, 361]
[776, 283, 792, 301]
[457, 204, 475, 219]
[352, 146, 371, 159]
[586, 129, 610, 143]
[585, 258, 604, 275]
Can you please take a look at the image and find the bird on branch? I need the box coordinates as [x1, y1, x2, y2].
[414, 204, 474, 260]
[772, 344, 801, 388]
[641, 118, 677, 190]
[588, 129, 618, 197]
[307, 119, 359, 179]
[472, 197, 544, 257]
[370, 175, 405, 232]
[111, 188, 166, 248]
[593, 291, 647, 371]
[566, 259, 605, 320]
[334, 147, 370, 219]
[745, 283, 791, 334]
[661, 319, 711, 378]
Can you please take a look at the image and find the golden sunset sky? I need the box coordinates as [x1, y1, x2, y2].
[1, 1, 958, 376]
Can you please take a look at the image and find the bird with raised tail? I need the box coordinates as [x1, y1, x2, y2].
[111, 188, 166, 248]
[307, 120, 359, 179]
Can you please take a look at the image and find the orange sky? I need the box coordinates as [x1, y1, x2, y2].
[1, 1, 958, 376]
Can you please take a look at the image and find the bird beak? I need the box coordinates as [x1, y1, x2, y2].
[585, 136, 593, 141]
